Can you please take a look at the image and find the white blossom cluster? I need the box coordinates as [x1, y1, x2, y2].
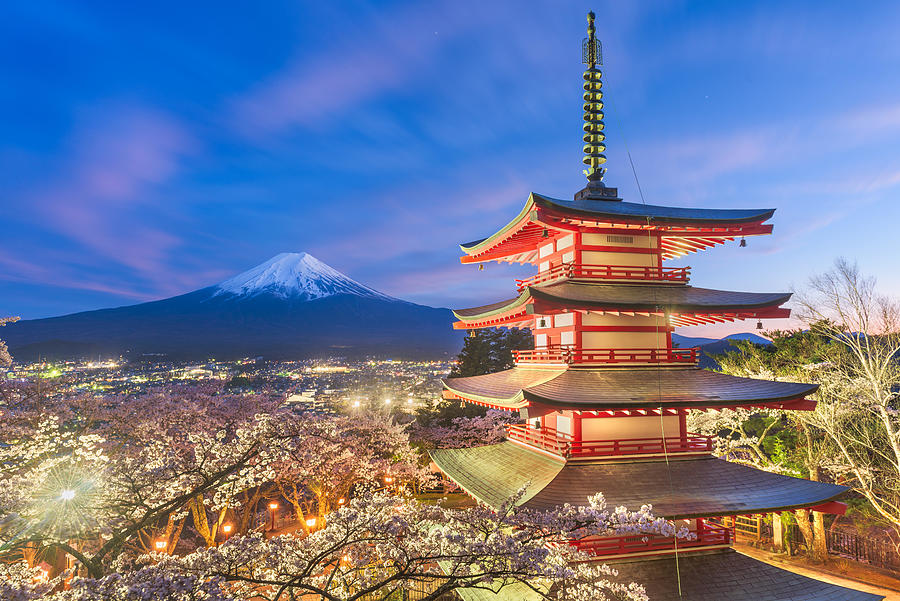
[31, 492, 658, 601]
[0, 385, 670, 600]
[410, 409, 519, 449]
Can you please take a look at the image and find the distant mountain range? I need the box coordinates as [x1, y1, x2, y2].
[673, 332, 771, 369]
[2, 254, 773, 363]
[3, 253, 463, 361]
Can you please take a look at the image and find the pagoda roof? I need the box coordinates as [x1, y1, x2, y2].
[452, 549, 881, 601]
[460, 193, 775, 263]
[443, 366, 817, 411]
[430, 443, 847, 518]
[609, 550, 882, 601]
[453, 282, 791, 325]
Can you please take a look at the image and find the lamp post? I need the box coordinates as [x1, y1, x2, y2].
[222, 523, 233, 541]
[154, 540, 167, 554]
[305, 516, 317, 531]
[268, 502, 279, 532]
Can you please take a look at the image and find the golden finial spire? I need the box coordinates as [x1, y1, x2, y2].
[582, 10, 606, 183]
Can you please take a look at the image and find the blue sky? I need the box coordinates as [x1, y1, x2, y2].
[2, 1, 900, 337]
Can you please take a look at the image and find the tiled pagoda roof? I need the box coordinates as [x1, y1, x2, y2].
[609, 550, 883, 601]
[430, 442, 847, 518]
[453, 282, 791, 322]
[453, 550, 882, 601]
[460, 193, 775, 262]
[443, 366, 818, 410]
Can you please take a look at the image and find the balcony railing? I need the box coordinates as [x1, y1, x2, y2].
[569, 522, 732, 557]
[506, 424, 714, 459]
[516, 264, 689, 290]
[513, 347, 699, 366]
[506, 424, 573, 455]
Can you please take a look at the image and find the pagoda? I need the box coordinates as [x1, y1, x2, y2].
[431, 12, 881, 601]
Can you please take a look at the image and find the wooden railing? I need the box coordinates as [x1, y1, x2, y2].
[506, 424, 715, 458]
[505, 424, 573, 455]
[516, 264, 689, 290]
[569, 434, 714, 457]
[513, 347, 699, 365]
[569, 522, 732, 557]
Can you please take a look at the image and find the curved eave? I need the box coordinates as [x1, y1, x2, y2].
[442, 367, 564, 410]
[431, 443, 847, 519]
[443, 367, 819, 411]
[529, 283, 792, 314]
[459, 192, 776, 264]
[452, 291, 531, 324]
[459, 196, 538, 262]
[452, 284, 792, 328]
[534, 193, 775, 225]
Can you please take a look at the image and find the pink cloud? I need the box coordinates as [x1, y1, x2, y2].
[0, 250, 158, 302]
[228, 3, 500, 137]
[12, 105, 199, 298]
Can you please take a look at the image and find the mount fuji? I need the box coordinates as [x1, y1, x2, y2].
[214, 253, 394, 302]
[3, 253, 463, 361]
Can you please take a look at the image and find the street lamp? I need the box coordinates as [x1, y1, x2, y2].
[268, 502, 279, 532]
[305, 516, 317, 530]
[337, 497, 346, 506]
[222, 523, 233, 540]
[154, 540, 167, 553]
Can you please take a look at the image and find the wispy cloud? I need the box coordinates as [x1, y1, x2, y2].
[227, 3, 495, 138]
[10, 104, 198, 297]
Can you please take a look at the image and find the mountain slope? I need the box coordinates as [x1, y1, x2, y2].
[214, 252, 393, 301]
[4, 253, 462, 361]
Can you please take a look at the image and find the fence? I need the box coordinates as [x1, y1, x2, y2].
[756, 517, 900, 572]
[710, 515, 769, 540]
[822, 529, 900, 572]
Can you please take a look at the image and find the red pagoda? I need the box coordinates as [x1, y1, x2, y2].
[431, 12, 881, 601]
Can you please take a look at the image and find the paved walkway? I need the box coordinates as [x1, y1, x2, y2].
[738, 545, 900, 600]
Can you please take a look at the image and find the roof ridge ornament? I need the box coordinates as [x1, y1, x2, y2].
[575, 10, 620, 202]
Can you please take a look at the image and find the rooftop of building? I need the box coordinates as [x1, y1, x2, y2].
[442, 366, 818, 411]
[452, 282, 792, 322]
[430, 442, 846, 518]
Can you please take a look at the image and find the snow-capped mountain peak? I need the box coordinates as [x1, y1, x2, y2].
[214, 253, 393, 301]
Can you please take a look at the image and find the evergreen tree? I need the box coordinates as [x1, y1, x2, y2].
[449, 328, 532, 377]
[414, 328, 533, 429]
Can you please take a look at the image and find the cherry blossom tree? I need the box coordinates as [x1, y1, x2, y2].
[270, 412, 429, 530]
[795, 260, 900, 538]
[11, 491, 678, 601]
[0, 386, 284, 577]
[411, 408, 519, 449]
[0, 316, 18, 367]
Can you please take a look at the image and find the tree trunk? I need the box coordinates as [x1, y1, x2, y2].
[795, 509, 817, 560]
[812, 510, 828, 563]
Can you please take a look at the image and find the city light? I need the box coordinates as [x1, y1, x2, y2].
[269, 502, 279, 510]
[154, 540, 167, 551]
[337, 497, 346, 505]
[384, 476, 394, 485]
[60, 489, 76, 501]
[222, 523, 233, 534]
[305, 517, 317, 528]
